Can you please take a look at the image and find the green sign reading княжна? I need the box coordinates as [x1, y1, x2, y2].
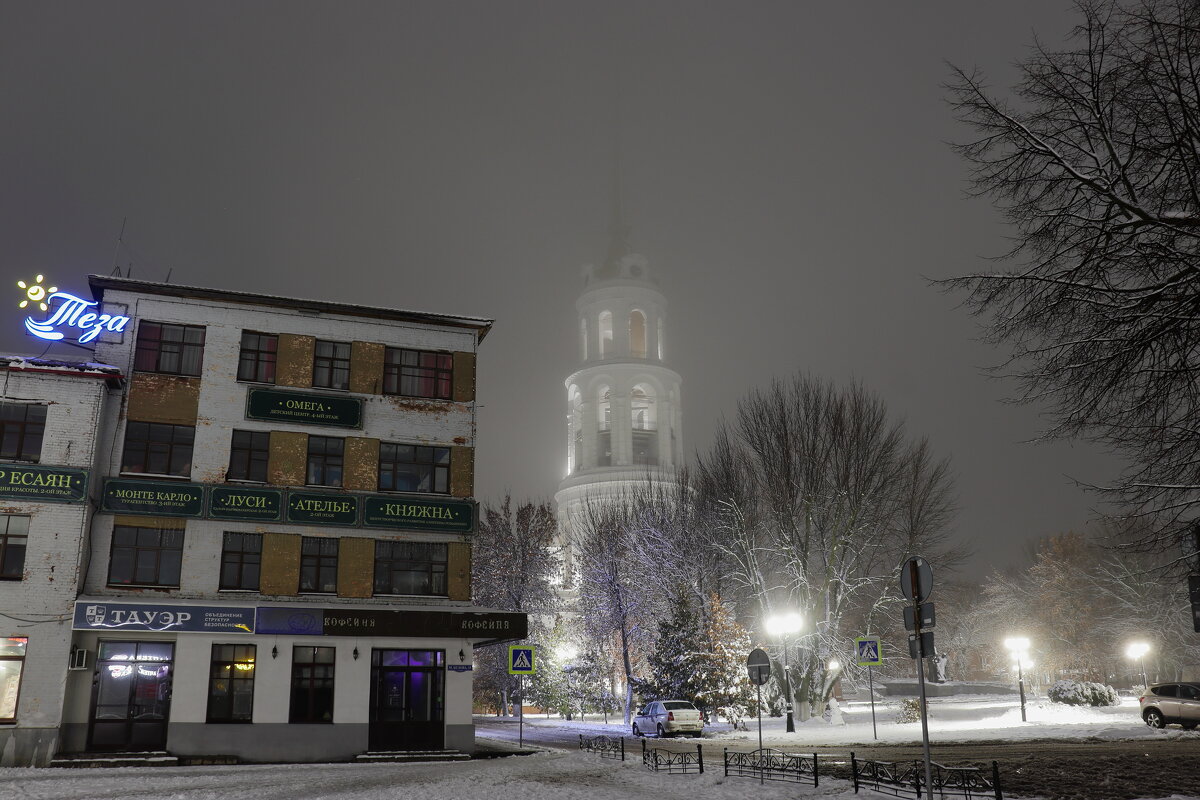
[362, 496, 474, 533]
[209, 486, 284, 522]
[101, 478, 205, 517]
[0, 464, 88, 503]
[245, 388, 363, 428]
[286, 491, 360, 526]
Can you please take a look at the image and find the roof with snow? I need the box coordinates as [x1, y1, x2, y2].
[0, 355, 123, 379]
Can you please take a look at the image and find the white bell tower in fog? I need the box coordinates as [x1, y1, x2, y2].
[554, 212, 683, 559]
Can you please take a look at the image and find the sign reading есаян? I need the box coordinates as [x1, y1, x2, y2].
[0, 464, 88, 503]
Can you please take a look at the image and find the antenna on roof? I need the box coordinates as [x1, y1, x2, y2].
[165, 268, 173, 284]
[110, 217, 127, 276]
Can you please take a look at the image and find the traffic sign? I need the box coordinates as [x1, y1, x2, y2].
[746, 648, 771, 686]
[900, 556, 933, 603]
[507, 645, 536, 675]
[903, 602, 936, 632]
[907, 631, 934, 660]
[856, 637, 882, 666]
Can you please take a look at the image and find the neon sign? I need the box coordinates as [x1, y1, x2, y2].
[17, 275, 130, 344]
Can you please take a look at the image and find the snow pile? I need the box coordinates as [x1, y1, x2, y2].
[1047, 679, 1120, 707]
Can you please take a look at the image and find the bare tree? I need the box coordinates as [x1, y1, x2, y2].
[944, 0, 1200, 560]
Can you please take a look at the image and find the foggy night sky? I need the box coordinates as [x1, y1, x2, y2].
[0, 1, 1122, 579]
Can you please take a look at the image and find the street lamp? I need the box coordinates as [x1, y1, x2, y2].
[765, 611, 803, 732]
[557, 644, 580, 721]
[1004, 637, 1031, 722]
[1126, 642, 1151, 690]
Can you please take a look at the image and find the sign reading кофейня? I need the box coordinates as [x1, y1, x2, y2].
[245, 388, 363, 428]
[0, 464, 88, 503]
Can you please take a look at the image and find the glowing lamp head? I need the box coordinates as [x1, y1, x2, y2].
[1004, 637, 1030, 653]
[828, 660, 841, 671]
[557, 644, 579, 661]
[765, 612, 803, 637]
[1126, 642, 1151, 660]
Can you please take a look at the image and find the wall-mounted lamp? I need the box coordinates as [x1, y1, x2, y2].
[353, 647, 360, 660]
[459, 649, 466, 663]
[271, 645, 278, 659]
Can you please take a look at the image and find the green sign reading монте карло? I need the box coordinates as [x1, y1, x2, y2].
[245, 388, 363, 428]
[0, 464, 88, 503]
[101, 478, 205, 517]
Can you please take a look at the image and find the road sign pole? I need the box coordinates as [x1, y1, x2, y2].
[868, 665, 877, 740]
[756, 683, 763, 752]
[519, 675, 524, 749]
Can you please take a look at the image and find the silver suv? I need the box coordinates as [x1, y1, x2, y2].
[1140, 682, 1200, 729]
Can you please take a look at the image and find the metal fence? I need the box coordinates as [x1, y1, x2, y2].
[640, 739, 705, 774]
[577, 734, 626, 761]
[850, 754, 1002, 800]
[722, 748, 820, 787]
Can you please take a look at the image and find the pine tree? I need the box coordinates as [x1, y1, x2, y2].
[690, 593, 754, 727]
[643, 590, 703, 700]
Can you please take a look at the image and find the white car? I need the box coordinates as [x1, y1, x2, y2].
[632, 700, 703, 738]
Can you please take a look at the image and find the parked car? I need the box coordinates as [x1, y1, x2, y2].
[1139, 682, 1200, 729]
[632, 700, 703, 738]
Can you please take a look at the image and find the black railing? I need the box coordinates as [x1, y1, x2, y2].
[578, 734, 625, 761]
[722, 748, 819, 787]
[850, 754, 1002, 800]
[640, 739, 704, 774]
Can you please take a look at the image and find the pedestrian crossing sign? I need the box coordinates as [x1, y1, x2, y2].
[507, 645, 536, 675]
[856, 636, 883, 666]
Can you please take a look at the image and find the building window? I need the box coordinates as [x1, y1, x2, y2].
[107, 525, 184, 588]
[228, 430, 269, 482]
[599, 311, 613, 357]
[299, 537, 338, 593]
[220, 532, 262, 591]
[207, 644, 256, 723]
[306, 436, 343, 487]
[374, 541, 447, 596]
[313, 340, 351, 390]
[121, 422, 195, 477]
[290, 646, 335, 723]
[0, 404, 46, 462]
[378, 443, 450, 494]
[133, 321, 206, 376]
[0, 516, 29, 580]
[237, 332, 277, 384]
[630, 310, 647, 358]
[0, 637, 27, 723]
[383, 348, 452, 400]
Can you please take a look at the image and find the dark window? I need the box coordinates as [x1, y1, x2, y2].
[306, 436, 343, 487]
[1153, 685, 1178, 698]
[313, 340, 351, 390]
[228, 430, 269, 482]
[383, 348, 453, 400]
[0, 404, 46, 462]
[378, 444, 450, 494]
[597, 431, 612, 467]
[290, 646, 335, 723]
[0, 516, 30, 580]
[107, 525, 184, 587]
[237, 332, 278, 384]
[121, 422, 195, 477]
[0, 637, 27, 722]
[632, 431, 658, 466]
[133, 321, 206, 376]
[220, 532, 262, 591]
[207, 644, 256, 723]
[299, 537, 338, 593]
[374, 541, 448, 596]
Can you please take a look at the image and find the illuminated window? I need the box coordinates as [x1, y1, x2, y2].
[290, 646, 335, 723]
[599, 311, 613, 358]
[0, 637, 27, 723]
[384, 348, 453, 400]
[630, 310, 647, 358]
[657, 318, 664, 360]
[306, 436, 343, 487]
[207, 644, 256, 723]
[379, 443, 450, 494]
[228, 430, 269, 482]
[121, 422, 194, 477]
[374, 541, 448, 596]
[107, 525, 184, 588]
[133, 321, 205, 376]
[299, 537, 338, 593]
[237, 332, 277, 384]
[0, 404, 46, 462]
[580, 319, 588, 360]
[0, 516, 29, 580]
[220, 532, 261, 591]
[312, 340, 351, 390]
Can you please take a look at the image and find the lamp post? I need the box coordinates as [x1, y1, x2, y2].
[557, 644, 580, 721]
[1004, 637, 1030, 722]
[1126, 642, 1151, 690]
[765, 612, 803, 732]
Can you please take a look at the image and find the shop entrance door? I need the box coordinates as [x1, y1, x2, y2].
[369, 649, 444, 750]
[88, 641, 174, 751]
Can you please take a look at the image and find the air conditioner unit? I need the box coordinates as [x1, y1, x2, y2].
[68, 648, 90, 671]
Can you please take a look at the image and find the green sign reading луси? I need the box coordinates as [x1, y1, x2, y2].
[209, 486, 284, 521]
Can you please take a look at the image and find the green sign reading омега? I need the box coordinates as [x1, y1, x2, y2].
[362, 496, 474, 533]
[208, 486, 284, 522]
[0, 464, 88, 503]
[245, 388, 363, 428]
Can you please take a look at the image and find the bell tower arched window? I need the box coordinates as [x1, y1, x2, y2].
[580, 319, 588, 361]
[597, 385, 612, 466]
[599, 311, 613, 359]
[631, 384, 657, 466]
[630, 310, 647, 358]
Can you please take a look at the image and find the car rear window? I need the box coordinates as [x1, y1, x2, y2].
[1152, 685, 1178, 697]
[663, 701, 697, 710]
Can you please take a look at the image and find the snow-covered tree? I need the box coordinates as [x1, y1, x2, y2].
[690, 593, 755, 727]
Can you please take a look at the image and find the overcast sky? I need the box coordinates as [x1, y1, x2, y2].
[0, 1, 1122, 578]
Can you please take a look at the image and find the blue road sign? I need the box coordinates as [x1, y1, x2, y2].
[856, 636, 883, 666]
[508, 645, 536, 674]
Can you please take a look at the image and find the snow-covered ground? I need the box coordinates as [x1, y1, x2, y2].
[1, 695, 1197, 800]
